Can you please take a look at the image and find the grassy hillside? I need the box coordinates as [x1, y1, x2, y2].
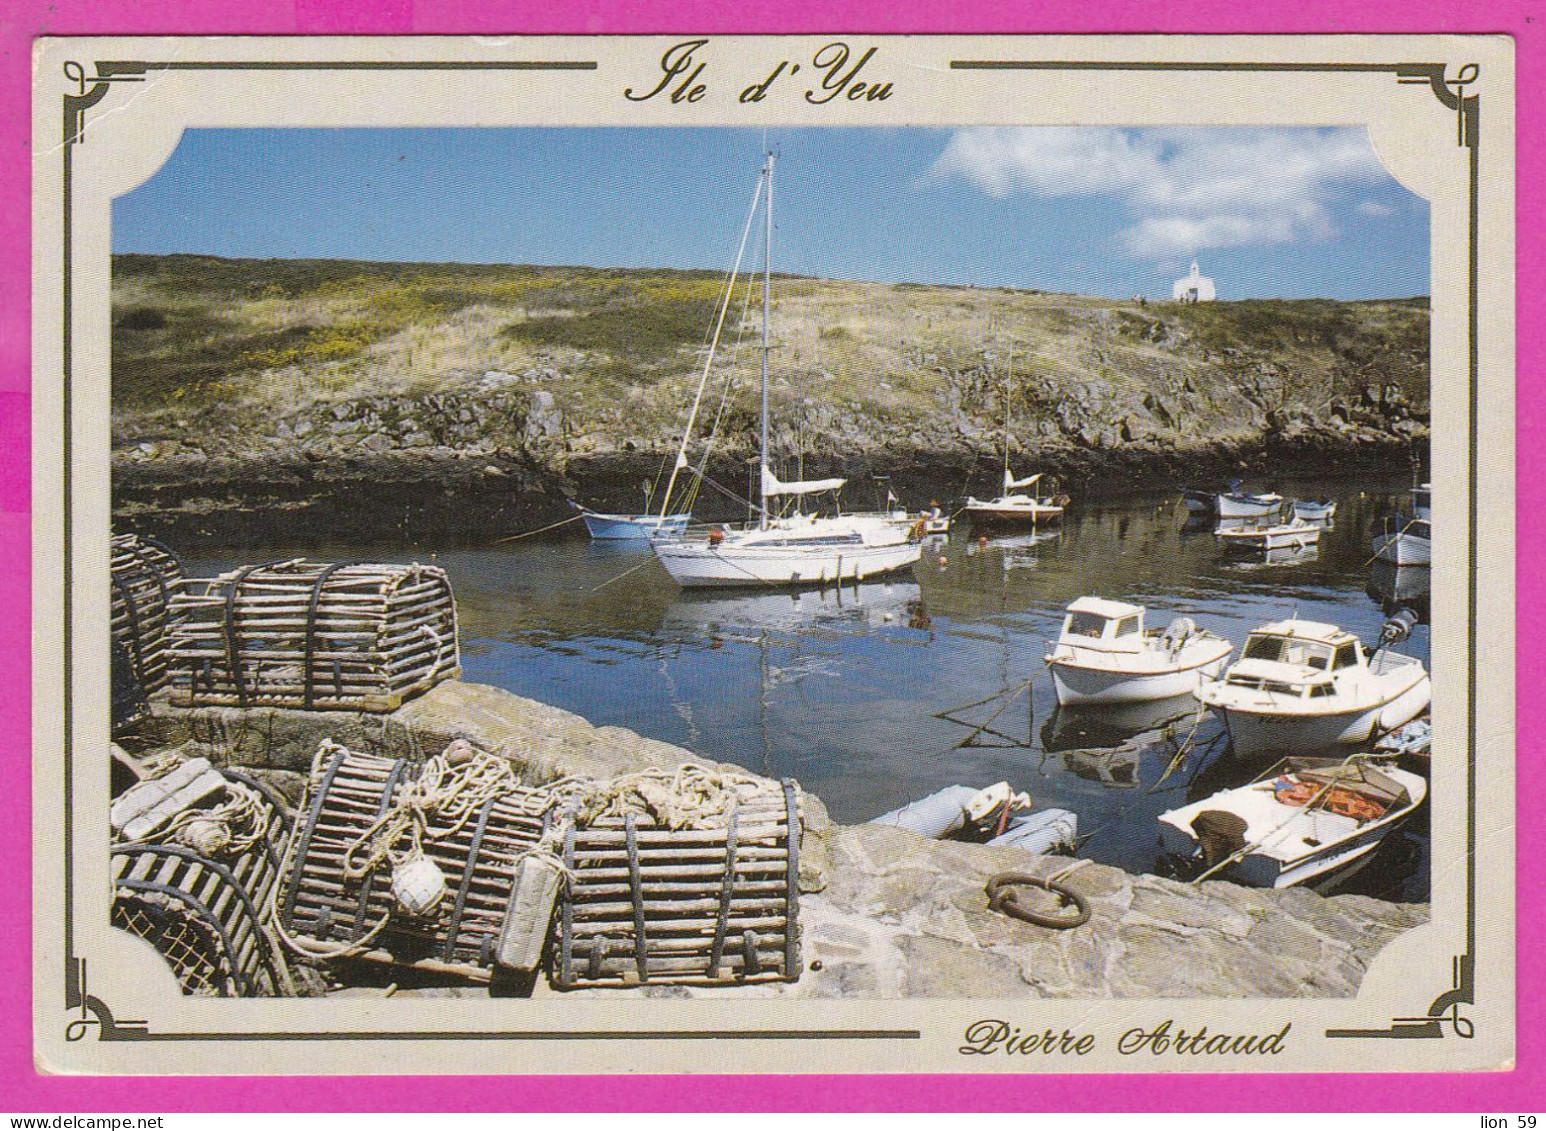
[111, 254, 1429, 468]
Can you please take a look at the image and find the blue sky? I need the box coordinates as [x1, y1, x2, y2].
[114, 126, 1429, 301]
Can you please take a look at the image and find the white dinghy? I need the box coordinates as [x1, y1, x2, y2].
[1194, 618, 1431, 758]
[1291, 499, 1337, 524]
[1045, 598, 1233, 706]
[653, 153, 921, 589]
[1157, 757, 1426, 889]
[1215, 489, 1285, 519]
[1216, 518, 1322, 553]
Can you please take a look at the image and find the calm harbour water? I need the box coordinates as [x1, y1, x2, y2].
[183, 479, 1432, 901]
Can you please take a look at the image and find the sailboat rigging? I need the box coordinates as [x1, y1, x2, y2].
[961, 351, 1068, 530]
[653, 152, 924, 588]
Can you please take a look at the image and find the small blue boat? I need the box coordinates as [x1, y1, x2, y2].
[577, 507, 691, 542]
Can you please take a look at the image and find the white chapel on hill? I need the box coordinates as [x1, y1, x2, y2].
[1172, 260, 1217, 303]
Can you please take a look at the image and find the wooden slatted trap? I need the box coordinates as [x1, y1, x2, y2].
[552, 768, 804, 990]
[166, 560, 460, 712]
[110, 760, 294, 997]
[110, 533, 184, 697]
[274, 740, 553, 983]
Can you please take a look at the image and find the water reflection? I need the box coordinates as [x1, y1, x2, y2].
[179, 480, 1429, 899]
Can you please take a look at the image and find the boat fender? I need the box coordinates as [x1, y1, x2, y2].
[495, 852, 564, 975]
[985, 873, 1090, 930]
[391, 854, 449, 918]
[708, 527, 725, 546]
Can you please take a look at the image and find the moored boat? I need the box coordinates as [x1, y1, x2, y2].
[1370, 513, 1432, 565]
[1291, 499, 1337, 524]
[1044, 597, 1233, 706]
[963, 472, 1066, 528]
[1216, 518, 1321, 554]
[652, 153, 921, 589]
[1216, 490, 1285, 519]
[869, 782, 1078, 854]
[1181, 488, 1218, 515]
[1157, 757, 1426, 889]
[575, 506, 690, 541]
[1194, 618, 1431, 758]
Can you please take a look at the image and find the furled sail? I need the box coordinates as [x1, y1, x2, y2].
[762, 464, 846, 498]
[1003, 470, 1044, 492]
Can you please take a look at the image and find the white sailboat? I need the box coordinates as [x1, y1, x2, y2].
[962, 366, 1067, 528]
[653, 153, 923, 590]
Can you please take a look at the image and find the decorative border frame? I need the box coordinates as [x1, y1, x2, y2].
[44, 43, 1489, 1058]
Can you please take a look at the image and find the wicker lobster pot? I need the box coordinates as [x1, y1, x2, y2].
[552, 778, 804, 990]
[111, 767, 293, 998]
[277, 743, 551, 981]
[166, 560, 460, 712]
[110, 533, 185, 696]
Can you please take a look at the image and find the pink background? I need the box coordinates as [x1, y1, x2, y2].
[1, 0, 1536, 1111]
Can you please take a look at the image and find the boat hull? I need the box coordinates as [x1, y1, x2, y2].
[1216, 495, 1283, 519]
[964, 505, 1063, 528]
[1211, 675, 1432, 758]
[1371, 530, 1432, 565]
[1218, 526, 1321, 552]
[654, 538, 923, 589]
[580, 511, 691, 541]
[1157, 807, 1415, 889]
[1050, 651, 1230, 705]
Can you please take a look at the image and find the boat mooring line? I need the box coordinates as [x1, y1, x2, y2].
[493, 512, 584, 544]
[590, 556, 658, 593]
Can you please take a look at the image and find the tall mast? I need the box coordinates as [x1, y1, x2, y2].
[759, 151, 774, 531]
[1002, 356, 1011, 490]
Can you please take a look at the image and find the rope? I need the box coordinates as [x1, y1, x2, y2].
[494, 512, 584, 544]
[557, 764, 780, 832]
[340, 745, 544, 882]
[590, 556, 658, 593]
[117, 778, 273, 859]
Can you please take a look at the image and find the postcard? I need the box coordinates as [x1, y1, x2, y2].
[31, 32, 1514, 1075]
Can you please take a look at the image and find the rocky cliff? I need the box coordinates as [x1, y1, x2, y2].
[111, 254, 1429, 543]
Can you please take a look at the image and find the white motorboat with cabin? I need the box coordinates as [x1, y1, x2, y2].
[1215, 518, 1322, 553]
[652, 153, 922, 589]
[1157, 757, 1426, 889]
[1194, 618, 1430, 758]
[1216, 489, 1285, 519]
[1044, 597, 1233, 706]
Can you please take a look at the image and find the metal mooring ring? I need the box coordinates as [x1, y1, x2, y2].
[985, 872, 1091, 930]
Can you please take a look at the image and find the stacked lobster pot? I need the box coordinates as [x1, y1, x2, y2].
[109, 753, 294, 997]
[165, 560, 460, 713]
[110, 533, 185, 699]
[275, 740, 555, 984]
[551, 766, 804, 990]
[273, 740, 807, 992]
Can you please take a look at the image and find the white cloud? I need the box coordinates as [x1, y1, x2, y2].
[922, 127, 1390, 260]
[1358, 199, 1395, 217]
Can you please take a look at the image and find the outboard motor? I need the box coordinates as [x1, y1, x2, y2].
[1380, 606, 1420, 646]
